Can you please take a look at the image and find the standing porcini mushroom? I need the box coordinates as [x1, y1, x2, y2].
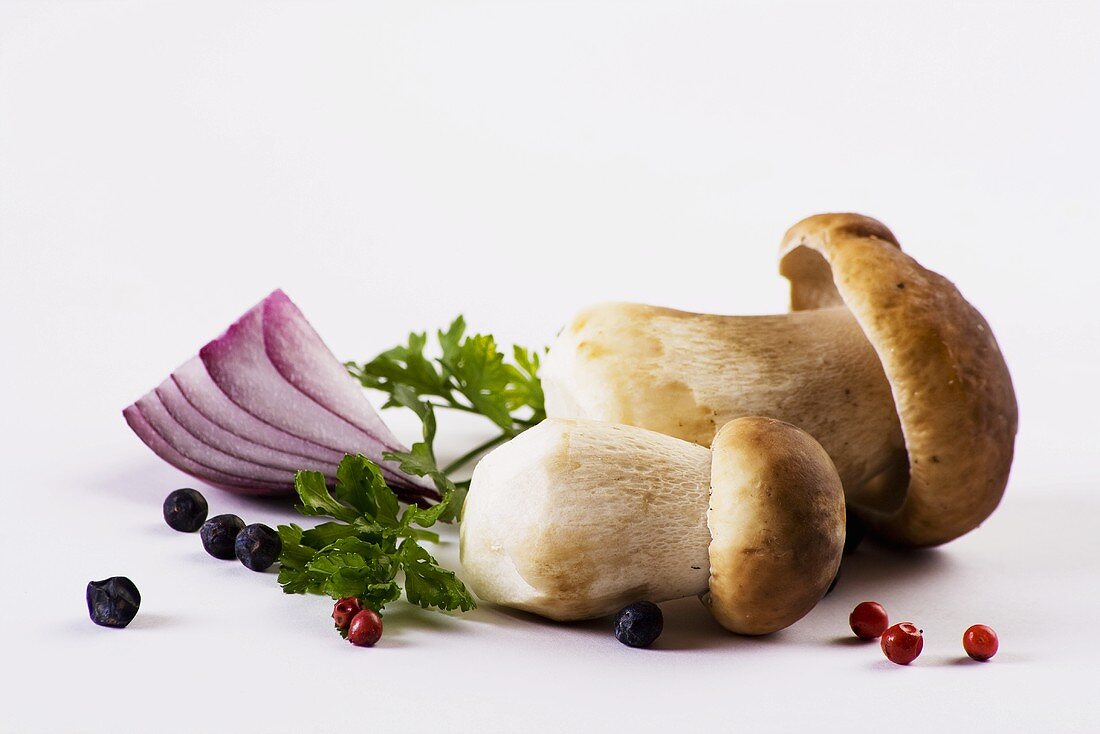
[542, 213, 1017, 547]
[459, 416, 845, 634]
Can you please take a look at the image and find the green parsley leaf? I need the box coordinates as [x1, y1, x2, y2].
[506, 345, 546, 419]
[293, 470, 359, 524]
[276, 524, 315, 594]
[439, 329, 515, 430]
[384, 441, 438, 482]
[400, 538, 476, 612]
[389, 383, 438, 445]
[300, 521, 362, 549]
[347, 316, 547, 480]
[305, 538, 401, 606]
[276, 454, 474, 615]
[349, 332, 449, 402]
[400, 496, 450, 529]
[334, 455, 400, 528]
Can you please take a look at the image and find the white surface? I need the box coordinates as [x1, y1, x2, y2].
[2, 1, 1099, 731]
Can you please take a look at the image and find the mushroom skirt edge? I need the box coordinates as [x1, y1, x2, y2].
[459, 417, 845, 634]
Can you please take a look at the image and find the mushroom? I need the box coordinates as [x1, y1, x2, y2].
[542, 213, 1017, 547]
[459, 416, 845, 634]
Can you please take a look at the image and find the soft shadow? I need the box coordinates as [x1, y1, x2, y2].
[867, 658, 907, 671]
[125, 612, 173, 630]
[306, 602, 470, 649]
[946, 653, 1026, 665]
[823, 539, 954, 601]
[87, 460, 181, 507]
[652, 597, 749, 651]
[69, 612, 174, 634]
[830, 635, 874, 647]
[88, 459, 299, 517]
[479, 602, 611, 634]
[950, 655, 986, 666]
[380, 602, 467, 641]
[472, 596, 775, 652]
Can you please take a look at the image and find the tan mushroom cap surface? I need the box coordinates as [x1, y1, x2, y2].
[704, 417, 845, 635]
[779, 213, 1018, 546]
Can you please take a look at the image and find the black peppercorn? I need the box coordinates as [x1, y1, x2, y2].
[200, 514, 246, 559]
[87, 577, 141, 628]
[162, 488, 208, 532]
[614, 601, 663, 648]
[234, 523, 282, 571]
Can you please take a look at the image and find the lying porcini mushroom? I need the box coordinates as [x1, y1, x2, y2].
[542, 213, 1017, 547]
[459, 416, 845, 634]
[542, 301, 903, 503]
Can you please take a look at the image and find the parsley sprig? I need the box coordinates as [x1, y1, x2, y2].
[277, 453, 475, 614]
[276, 317, 546, 618]
[347, 316, 546, 478]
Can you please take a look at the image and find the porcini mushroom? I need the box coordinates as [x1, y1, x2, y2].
[542, 213, 1017, 547]
[459, 416, 845, 634]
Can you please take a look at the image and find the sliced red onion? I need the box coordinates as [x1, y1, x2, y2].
[136, 393, 299, 484]
[155, 378, 336, 477]
[124, 291, 439, 503]
[199, 295, 427, 493]
[171, 357, 346, 466]
[262, 291, 401, 446]
[123, 406, 285, 495]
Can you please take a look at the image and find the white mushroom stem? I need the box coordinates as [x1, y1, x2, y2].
[460, 419, 713, 621]
[543, 304, 907, 513]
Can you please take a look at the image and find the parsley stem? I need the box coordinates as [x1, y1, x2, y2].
[439, 400, 479, 415]
[430, 399, 539, 431]
[442, 433, 511, 475]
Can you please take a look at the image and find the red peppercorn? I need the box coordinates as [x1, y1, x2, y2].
[881, 622, 924, 665]
[332, 597, 364, 631]
[963, 624, 998, 661]
[347, 609, 383, 647]
[849, 601, 889, 640]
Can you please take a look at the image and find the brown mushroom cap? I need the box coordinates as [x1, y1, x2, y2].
[779, 213, 1018, 546]
[704, 417, 845, 635]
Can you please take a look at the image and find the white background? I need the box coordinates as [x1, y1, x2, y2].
[2, 1, 1099, 731]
